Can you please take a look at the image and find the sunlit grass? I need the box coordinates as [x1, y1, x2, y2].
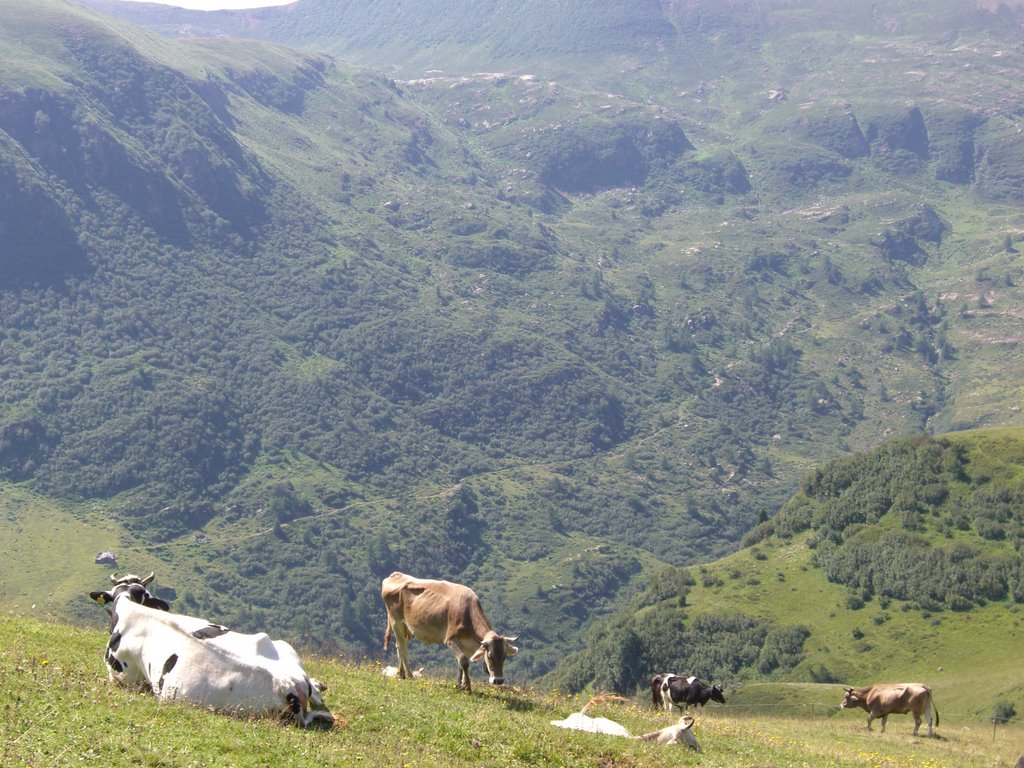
[2, 614, 1021, 767]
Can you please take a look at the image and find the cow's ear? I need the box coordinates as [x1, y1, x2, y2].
[143, 594, 170, 611]
[470, 643, 488, 661]
[90, 590, 113, 605]
[506, 642, 519, 656]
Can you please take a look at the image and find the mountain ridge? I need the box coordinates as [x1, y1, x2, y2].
[72, 0, 1024, 76]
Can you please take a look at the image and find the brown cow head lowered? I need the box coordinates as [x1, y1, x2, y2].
[841, 687, 868, 712]
[470, 631, 519, 685]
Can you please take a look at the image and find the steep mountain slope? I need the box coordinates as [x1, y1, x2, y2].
[2, 1, 724, 675]
[1, 0, 1023, 681]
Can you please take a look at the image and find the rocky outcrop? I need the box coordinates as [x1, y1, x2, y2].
[530, 117, 694, 193]
[794, 110, 870, 159]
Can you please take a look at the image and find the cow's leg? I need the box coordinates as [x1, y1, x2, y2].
[394, 623, 412, 679]
[866, 713, 874, 731]
[880, 714, 888, 733]
[912, 711, 921, 736]
[447, 639, 471, 693]
[661, 687, 673, 712]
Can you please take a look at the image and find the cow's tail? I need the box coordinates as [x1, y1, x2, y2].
[383, 614, 393, 651]
[931, 691, 939, 729]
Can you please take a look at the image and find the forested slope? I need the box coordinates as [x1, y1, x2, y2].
[548, 429, 1024, 711]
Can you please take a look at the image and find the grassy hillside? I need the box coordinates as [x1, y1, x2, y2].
[549, 429, 1024, 719]
[0, 484, 123, 614]
[2, 613, 1022, 767]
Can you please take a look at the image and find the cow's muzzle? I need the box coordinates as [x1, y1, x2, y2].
[489, 676, 505, 685]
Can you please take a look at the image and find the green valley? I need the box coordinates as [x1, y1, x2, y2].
[2, 0, 1024, 701]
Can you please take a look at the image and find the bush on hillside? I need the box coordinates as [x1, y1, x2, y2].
[768, 436, 1024, 613]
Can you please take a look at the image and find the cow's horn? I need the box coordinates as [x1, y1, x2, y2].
[141, 572, 155, 585]
[109, 573, 120, 584]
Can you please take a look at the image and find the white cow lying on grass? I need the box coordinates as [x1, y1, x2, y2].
[90, 579, 336, 728]
[552, 709, 632, 737]
[551, 696, 701, 751]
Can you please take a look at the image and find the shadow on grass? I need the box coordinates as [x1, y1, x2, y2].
[474, 685, 536, 712]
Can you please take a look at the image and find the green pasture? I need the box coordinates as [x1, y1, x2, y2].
[2, 614, 1021, 767]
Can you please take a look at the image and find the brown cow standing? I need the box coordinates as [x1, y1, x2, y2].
[381, 572, 518, 693]
[841, 683, 939, 736]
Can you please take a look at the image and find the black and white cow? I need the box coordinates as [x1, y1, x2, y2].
[89, 580, 334, 727]
[651, 674, 726, 711]
[103, 572, 170, 611]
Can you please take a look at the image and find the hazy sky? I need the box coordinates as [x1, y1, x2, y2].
[115, 0, 294, 9]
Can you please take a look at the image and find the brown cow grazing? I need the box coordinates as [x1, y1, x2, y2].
[841, 683, 938, 736]
[381, 572, 518, 693]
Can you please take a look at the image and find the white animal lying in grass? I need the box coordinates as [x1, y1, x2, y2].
[551, 702, 632, 737]
[382, 665, 423, 678]
[638, 715, 701, 749]
[551, 696, 701, 751]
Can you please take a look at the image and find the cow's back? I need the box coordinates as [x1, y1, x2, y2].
[867, 683, 929, 713]
[382, 572, 488, 644]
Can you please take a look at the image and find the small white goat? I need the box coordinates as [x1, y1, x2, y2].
[639, 715, 701, 750]
[382, 665, 423, 679]
[551, 696, 701, 751]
